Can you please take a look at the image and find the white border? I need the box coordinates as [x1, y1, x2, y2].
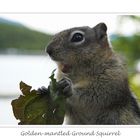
[0, 0, 140, 139]
[0, 0, 140, 13]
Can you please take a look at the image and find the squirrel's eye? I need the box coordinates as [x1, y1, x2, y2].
[71, 33, 84, 42]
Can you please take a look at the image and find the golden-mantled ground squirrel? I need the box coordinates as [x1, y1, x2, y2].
[45, 23, 140, 124]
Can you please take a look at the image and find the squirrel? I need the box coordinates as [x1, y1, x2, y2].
[42, 23, 140, 124]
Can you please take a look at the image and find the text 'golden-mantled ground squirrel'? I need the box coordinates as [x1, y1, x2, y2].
[46, 23, 140, 124]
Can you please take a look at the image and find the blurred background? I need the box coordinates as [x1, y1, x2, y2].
[0, 14, 140, 125]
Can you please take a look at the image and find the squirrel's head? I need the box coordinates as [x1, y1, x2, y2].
[46, 23, 112, 74]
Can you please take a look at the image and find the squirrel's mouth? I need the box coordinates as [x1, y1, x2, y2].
[58, 62, 72, 73]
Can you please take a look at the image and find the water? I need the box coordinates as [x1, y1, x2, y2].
[0, 98, 18, 125]
[0, 54, 57, 125]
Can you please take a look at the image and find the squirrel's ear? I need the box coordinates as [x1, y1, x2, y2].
[93, 23, 107, 40]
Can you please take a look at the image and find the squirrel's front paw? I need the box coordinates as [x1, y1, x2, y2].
[37, 86, 48, 94]
[58, 78, 73, 98]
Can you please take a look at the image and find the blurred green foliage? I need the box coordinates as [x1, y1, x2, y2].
[130, 78, 140, 100]
[112, 34, 140, 71]
[111, 15, 140, 99]
[0, 23, 52, 52]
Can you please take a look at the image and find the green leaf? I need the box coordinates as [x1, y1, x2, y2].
[11, 70, 68, 125]
[49, 69, 58, 101]
[11, 81, 49, 124]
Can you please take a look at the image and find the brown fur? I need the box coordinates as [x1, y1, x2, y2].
[46, 23, 140, 124]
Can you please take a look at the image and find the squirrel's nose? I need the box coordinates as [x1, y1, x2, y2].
[46, 46, 53, 56]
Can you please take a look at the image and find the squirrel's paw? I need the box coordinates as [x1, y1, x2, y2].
[37, 86, 48, 94]
[58, 78, 73, 97]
